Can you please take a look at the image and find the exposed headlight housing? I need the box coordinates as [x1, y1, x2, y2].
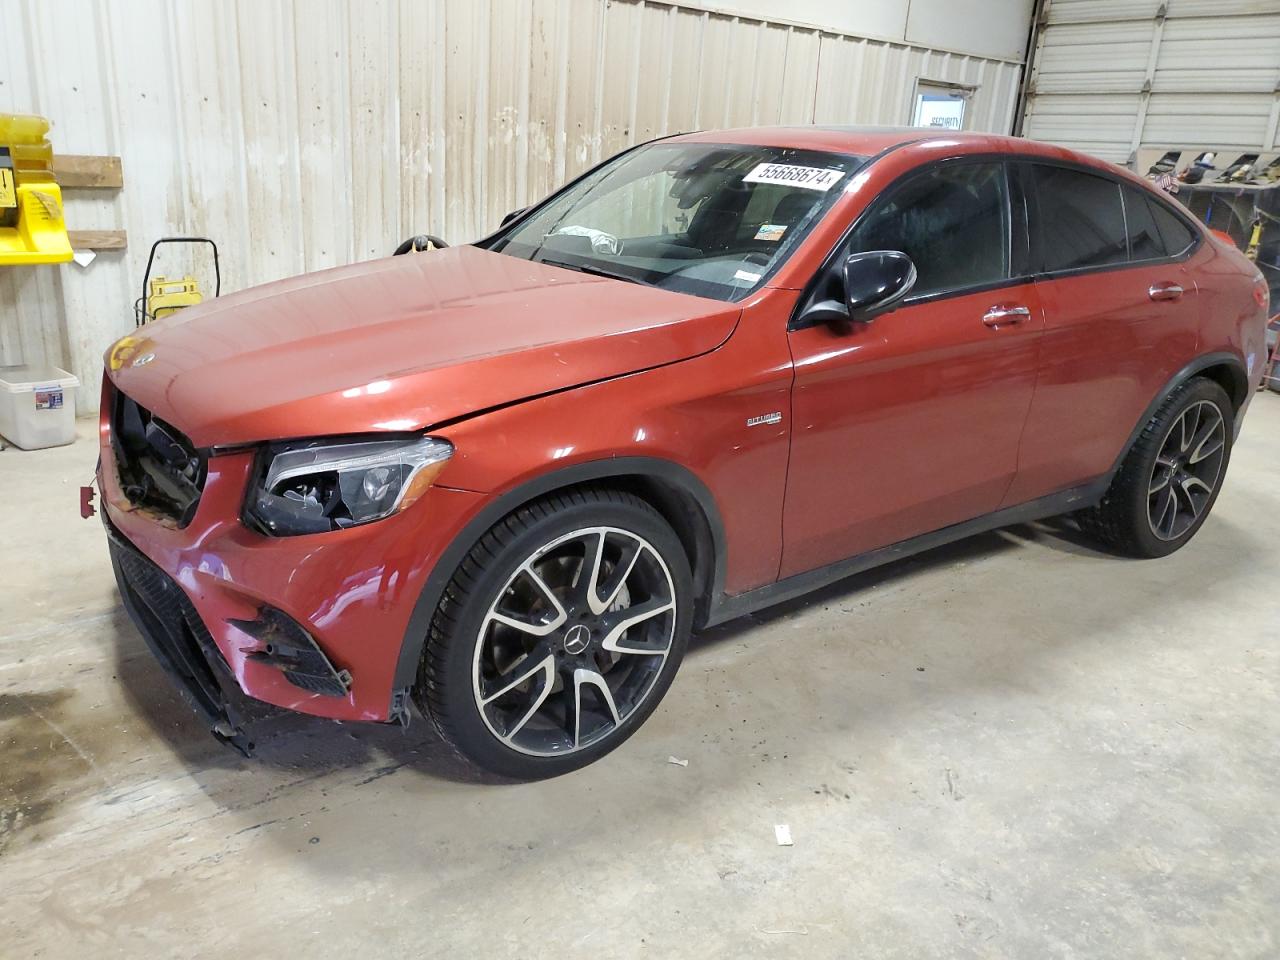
[246, 436, 453, 536]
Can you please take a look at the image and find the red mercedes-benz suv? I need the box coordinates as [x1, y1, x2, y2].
[98, 127, 1268, 778]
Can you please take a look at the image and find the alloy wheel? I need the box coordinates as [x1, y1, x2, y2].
[471, 526, 677, 756]
[1146, 399, 1227, 541]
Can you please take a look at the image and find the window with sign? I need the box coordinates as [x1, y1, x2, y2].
[911, 82, 971, 131]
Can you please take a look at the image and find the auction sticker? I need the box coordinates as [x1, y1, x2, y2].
[743, 163, 844, 191]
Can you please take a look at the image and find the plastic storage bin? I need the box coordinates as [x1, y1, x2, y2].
[0, 363, 80, 449]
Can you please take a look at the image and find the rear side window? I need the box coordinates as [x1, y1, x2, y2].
[1123, 185, 1166, 261]
[846, 161, 1009, 298]
[1148, 197, 1197, 256]
[1030, 165, 1128, 273]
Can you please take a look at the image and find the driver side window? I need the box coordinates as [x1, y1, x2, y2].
[846, 161, 1010, 299]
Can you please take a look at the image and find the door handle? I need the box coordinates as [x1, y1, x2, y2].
[982, 305, 1030, 328]
[1149, 282, 1184, 302]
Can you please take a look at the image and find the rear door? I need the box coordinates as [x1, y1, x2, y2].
[1002, 164, 1202, 505]
[782, 159, 1045, 578]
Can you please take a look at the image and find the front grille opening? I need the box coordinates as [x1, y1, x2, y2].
[111, 387, 207, 526]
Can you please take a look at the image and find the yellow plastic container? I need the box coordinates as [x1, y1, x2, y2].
[0, 114, 52, 143]
[0, 113, 73, 265]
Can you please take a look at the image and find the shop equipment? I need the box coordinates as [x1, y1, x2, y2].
[0, 113, 72, 265]
[135, 236, 221, 325]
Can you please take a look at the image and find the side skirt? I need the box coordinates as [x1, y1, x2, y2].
[703, 479, 1108, 627]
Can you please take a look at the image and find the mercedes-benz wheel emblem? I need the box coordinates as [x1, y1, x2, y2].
[563, 624, 591, 655]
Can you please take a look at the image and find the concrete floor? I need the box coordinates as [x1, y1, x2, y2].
[2, 397, 1278, 960]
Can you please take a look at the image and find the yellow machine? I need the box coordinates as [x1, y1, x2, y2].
[145, 275, 204, 320]
[0, 113, 73, 265]
[134, 237, 221, 325]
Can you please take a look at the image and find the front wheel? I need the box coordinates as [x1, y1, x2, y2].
[416, 487, 693, 780]
[1076, 376, 1233, 558]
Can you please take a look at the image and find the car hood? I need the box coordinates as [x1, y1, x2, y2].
[105, 245, 740, 447]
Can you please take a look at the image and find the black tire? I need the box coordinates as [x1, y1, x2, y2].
[415, 486, 693, 780]
[1076, 377, 1234, 558]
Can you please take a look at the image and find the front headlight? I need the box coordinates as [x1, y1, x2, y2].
[246, 435, 453, 536]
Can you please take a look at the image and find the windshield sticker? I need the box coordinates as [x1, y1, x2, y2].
[733, 269, 762, 283]
[743, 163, 845, 192]
[754, 223, 788, 241]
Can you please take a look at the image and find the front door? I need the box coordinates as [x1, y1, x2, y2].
[782, 160, 1043, 578]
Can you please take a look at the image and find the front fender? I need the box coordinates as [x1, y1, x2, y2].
[389, 454, 729, 697]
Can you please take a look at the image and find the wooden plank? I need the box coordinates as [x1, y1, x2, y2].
[68, 229, 127, 250]
[52, 155, 124, 189]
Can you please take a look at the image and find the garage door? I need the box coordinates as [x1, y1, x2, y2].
[1022, 0, 1280, 163]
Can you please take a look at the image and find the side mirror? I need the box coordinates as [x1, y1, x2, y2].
[841, 250, 917, 319]
[500, 207, 528, 228]
[392, 234, 449, 256]
[798, 250, 917, 326]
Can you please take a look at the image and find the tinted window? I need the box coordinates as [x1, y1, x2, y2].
[1031, 165, 1127, 272]
[1148, 197, 1197, 256]
[847, 162, 1009, 298]
[1123, 185, 1166, 261]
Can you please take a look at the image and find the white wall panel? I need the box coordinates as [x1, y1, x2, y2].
[1, 0, 1025, 412]
[1028, 21, 1153, 94]
[675, 0, 1034, 62]
[678, 0, 909, 47]
[1155, 15, 1280, 93]
[20, 0, 134, 407]
[1042, 0, 1162, 23]
[1024, 0, 1280, 164]
[906, 0, 1034, 62]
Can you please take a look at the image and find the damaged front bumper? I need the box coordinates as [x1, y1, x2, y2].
[106, 515, 256, 756]
[97, 398, 488, 753]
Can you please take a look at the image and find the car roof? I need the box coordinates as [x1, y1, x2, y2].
[669, 125, 934, 156]
[668, 125, 1118, 174]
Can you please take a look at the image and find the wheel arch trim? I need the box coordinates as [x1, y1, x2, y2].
[389, 456, 727, 704]
[1106, 351, 1248, 483]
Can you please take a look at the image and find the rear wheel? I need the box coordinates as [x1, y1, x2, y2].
[1077, 377, 1233, 558]
[416, 487, 693, 780]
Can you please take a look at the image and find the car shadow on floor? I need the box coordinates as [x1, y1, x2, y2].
[110, 613, 492, 786]
[90, 512, 1259, 870]
[688, 517, 1112, 649]
[107, 511, 1249, 800]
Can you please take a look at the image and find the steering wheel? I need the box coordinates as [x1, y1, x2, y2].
[393, 234, 449, 255]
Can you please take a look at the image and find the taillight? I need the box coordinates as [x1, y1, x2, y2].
[1254, 275, 1270, 311]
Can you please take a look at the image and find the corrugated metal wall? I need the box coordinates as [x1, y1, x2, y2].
[2, 0, 1024, 412]
[1023, 0, 1280, 163]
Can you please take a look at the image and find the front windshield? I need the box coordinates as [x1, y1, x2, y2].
[484, 141, 866, 303]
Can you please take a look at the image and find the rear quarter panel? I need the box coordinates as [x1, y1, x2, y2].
[1195, 235, 1268, 392]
